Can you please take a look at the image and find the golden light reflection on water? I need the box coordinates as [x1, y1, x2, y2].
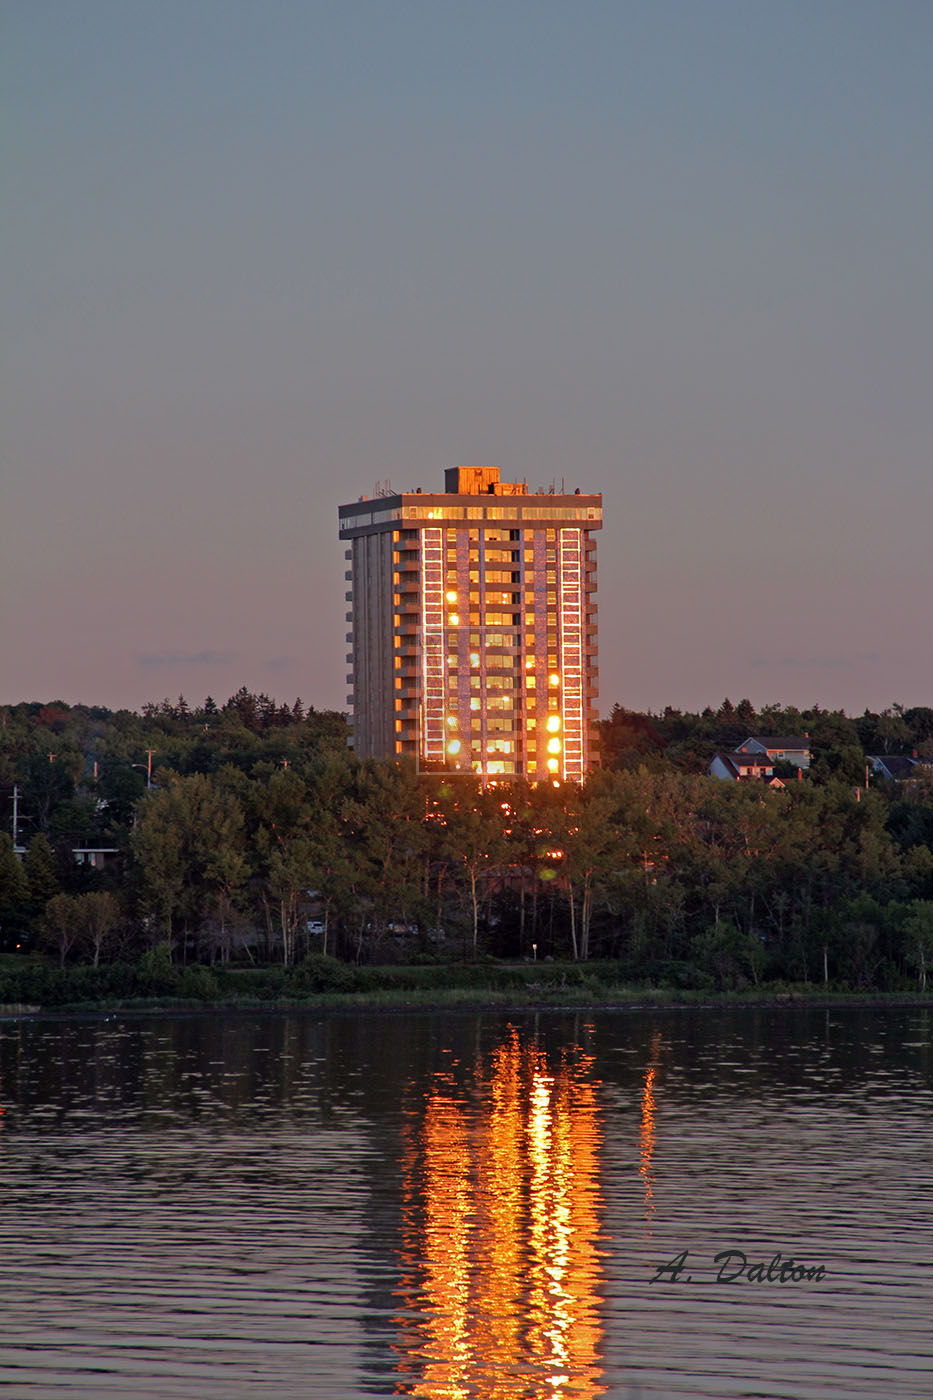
[394, 1030, 605, 1398]
[639, 1031, 662, 1226]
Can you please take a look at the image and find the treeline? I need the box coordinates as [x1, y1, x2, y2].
[601, 697, 933, 778]
[1, 691, 932, 994]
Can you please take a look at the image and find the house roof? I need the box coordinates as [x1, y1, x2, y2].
[739, 735, 810, 751]
[711, 752, 775, 778]
[868, 755, 918, 780]
[710, 754, 740, 779]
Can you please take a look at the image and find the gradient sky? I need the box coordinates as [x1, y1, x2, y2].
[4, 1, 931, 718]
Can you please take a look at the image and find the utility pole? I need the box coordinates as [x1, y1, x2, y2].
[11, 784, 30, 852]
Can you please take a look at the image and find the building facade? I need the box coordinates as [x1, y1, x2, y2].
[339, 467, 601, 784]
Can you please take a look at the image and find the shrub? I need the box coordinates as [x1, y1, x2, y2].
[177, 966, 221, 1001]
[135, 943, 180, 996]
[296, 954, 365, 994]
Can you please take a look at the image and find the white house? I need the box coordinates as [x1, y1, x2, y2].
[736, 735, 811, 771]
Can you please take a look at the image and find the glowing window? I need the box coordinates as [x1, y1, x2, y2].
[420, 527, 447, 763]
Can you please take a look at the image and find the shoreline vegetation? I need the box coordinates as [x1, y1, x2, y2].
[0, 956, 928, 1019]
[3, 692, 933, 1008]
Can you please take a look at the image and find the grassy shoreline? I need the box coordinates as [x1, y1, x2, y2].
[1, 981, 929, 1020]
[1, 951, 929, 1019]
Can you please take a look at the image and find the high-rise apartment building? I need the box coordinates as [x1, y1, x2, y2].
[339, 467, 601, 783]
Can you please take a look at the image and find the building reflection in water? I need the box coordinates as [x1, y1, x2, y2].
[639, 1031, 662, 1226]
[393, 1028, 606, 1398]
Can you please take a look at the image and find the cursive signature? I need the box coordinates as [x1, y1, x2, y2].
[650, 1249, 827, 1285]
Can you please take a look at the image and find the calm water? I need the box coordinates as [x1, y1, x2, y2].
[0, 1005, 930, 1399]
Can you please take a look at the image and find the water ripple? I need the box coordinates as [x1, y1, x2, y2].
[0, 1007, 930, 1398]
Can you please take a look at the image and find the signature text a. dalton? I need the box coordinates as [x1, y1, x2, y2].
[650, 1249, 827, 1286]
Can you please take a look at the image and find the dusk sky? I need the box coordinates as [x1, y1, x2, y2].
[4, 1, 931, 719]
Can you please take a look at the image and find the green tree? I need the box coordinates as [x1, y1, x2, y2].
[249, 766, 323, 966]
[691, 920, 749, 990]
[23, 833, 61, 914]
[558, 773, 626, 960]
[435, 782, 508, 956]
[131, 781, 188, 950]
[0, 833, 29, 950]
[808, 711, 865, 787]
[339, 760, 428, 959]
[132, 771, 248, 959]
[95, 763, 147, 834]
[40, 892, 82, 967]
[874, 706, 912, 754]
[79, 890, 122, 967]
[598, 706, 665, 771]
[304, 755, 357, 957]
[18, 747, 81, 833]
[903, 900, 933, 992]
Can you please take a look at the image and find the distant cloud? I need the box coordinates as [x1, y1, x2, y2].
[264, 656, 298, 670]
[749, 653, 881, 671]
[136, 650, 236, 668]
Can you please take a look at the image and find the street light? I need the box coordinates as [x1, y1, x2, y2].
[132, 751, 155, 789]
